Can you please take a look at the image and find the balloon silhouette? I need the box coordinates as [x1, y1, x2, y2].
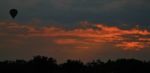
[9, 9, 18, 19]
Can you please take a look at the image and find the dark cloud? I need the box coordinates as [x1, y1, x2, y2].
[0, 0, 150, 26]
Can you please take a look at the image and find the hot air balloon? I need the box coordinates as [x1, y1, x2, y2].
[9, 9, 18, 19]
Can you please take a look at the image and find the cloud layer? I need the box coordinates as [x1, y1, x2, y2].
[0, 21, 150, 62]
[0, 0, 150, 26]
[0, 0, 150, 62]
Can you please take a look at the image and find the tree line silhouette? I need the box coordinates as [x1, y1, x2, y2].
[0, 55, 150, 73]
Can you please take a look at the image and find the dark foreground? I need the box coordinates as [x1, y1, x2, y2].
[0, 56, 150, 73]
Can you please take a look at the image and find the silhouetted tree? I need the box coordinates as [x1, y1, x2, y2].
[86, 60, 105, 73]
[60, 60, 85, 73]
[0, 56, 149, 73]
[28, 55, 58, 73]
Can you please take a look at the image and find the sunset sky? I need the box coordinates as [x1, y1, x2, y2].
[0, 0, 150, 62]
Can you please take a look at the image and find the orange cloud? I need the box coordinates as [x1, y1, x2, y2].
[54, 39, 81, 45]
[116, 42, 145, 51]
[0, 21, 150, 51]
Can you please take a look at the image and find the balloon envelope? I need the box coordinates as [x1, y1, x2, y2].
[9, 9, 18, 19]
